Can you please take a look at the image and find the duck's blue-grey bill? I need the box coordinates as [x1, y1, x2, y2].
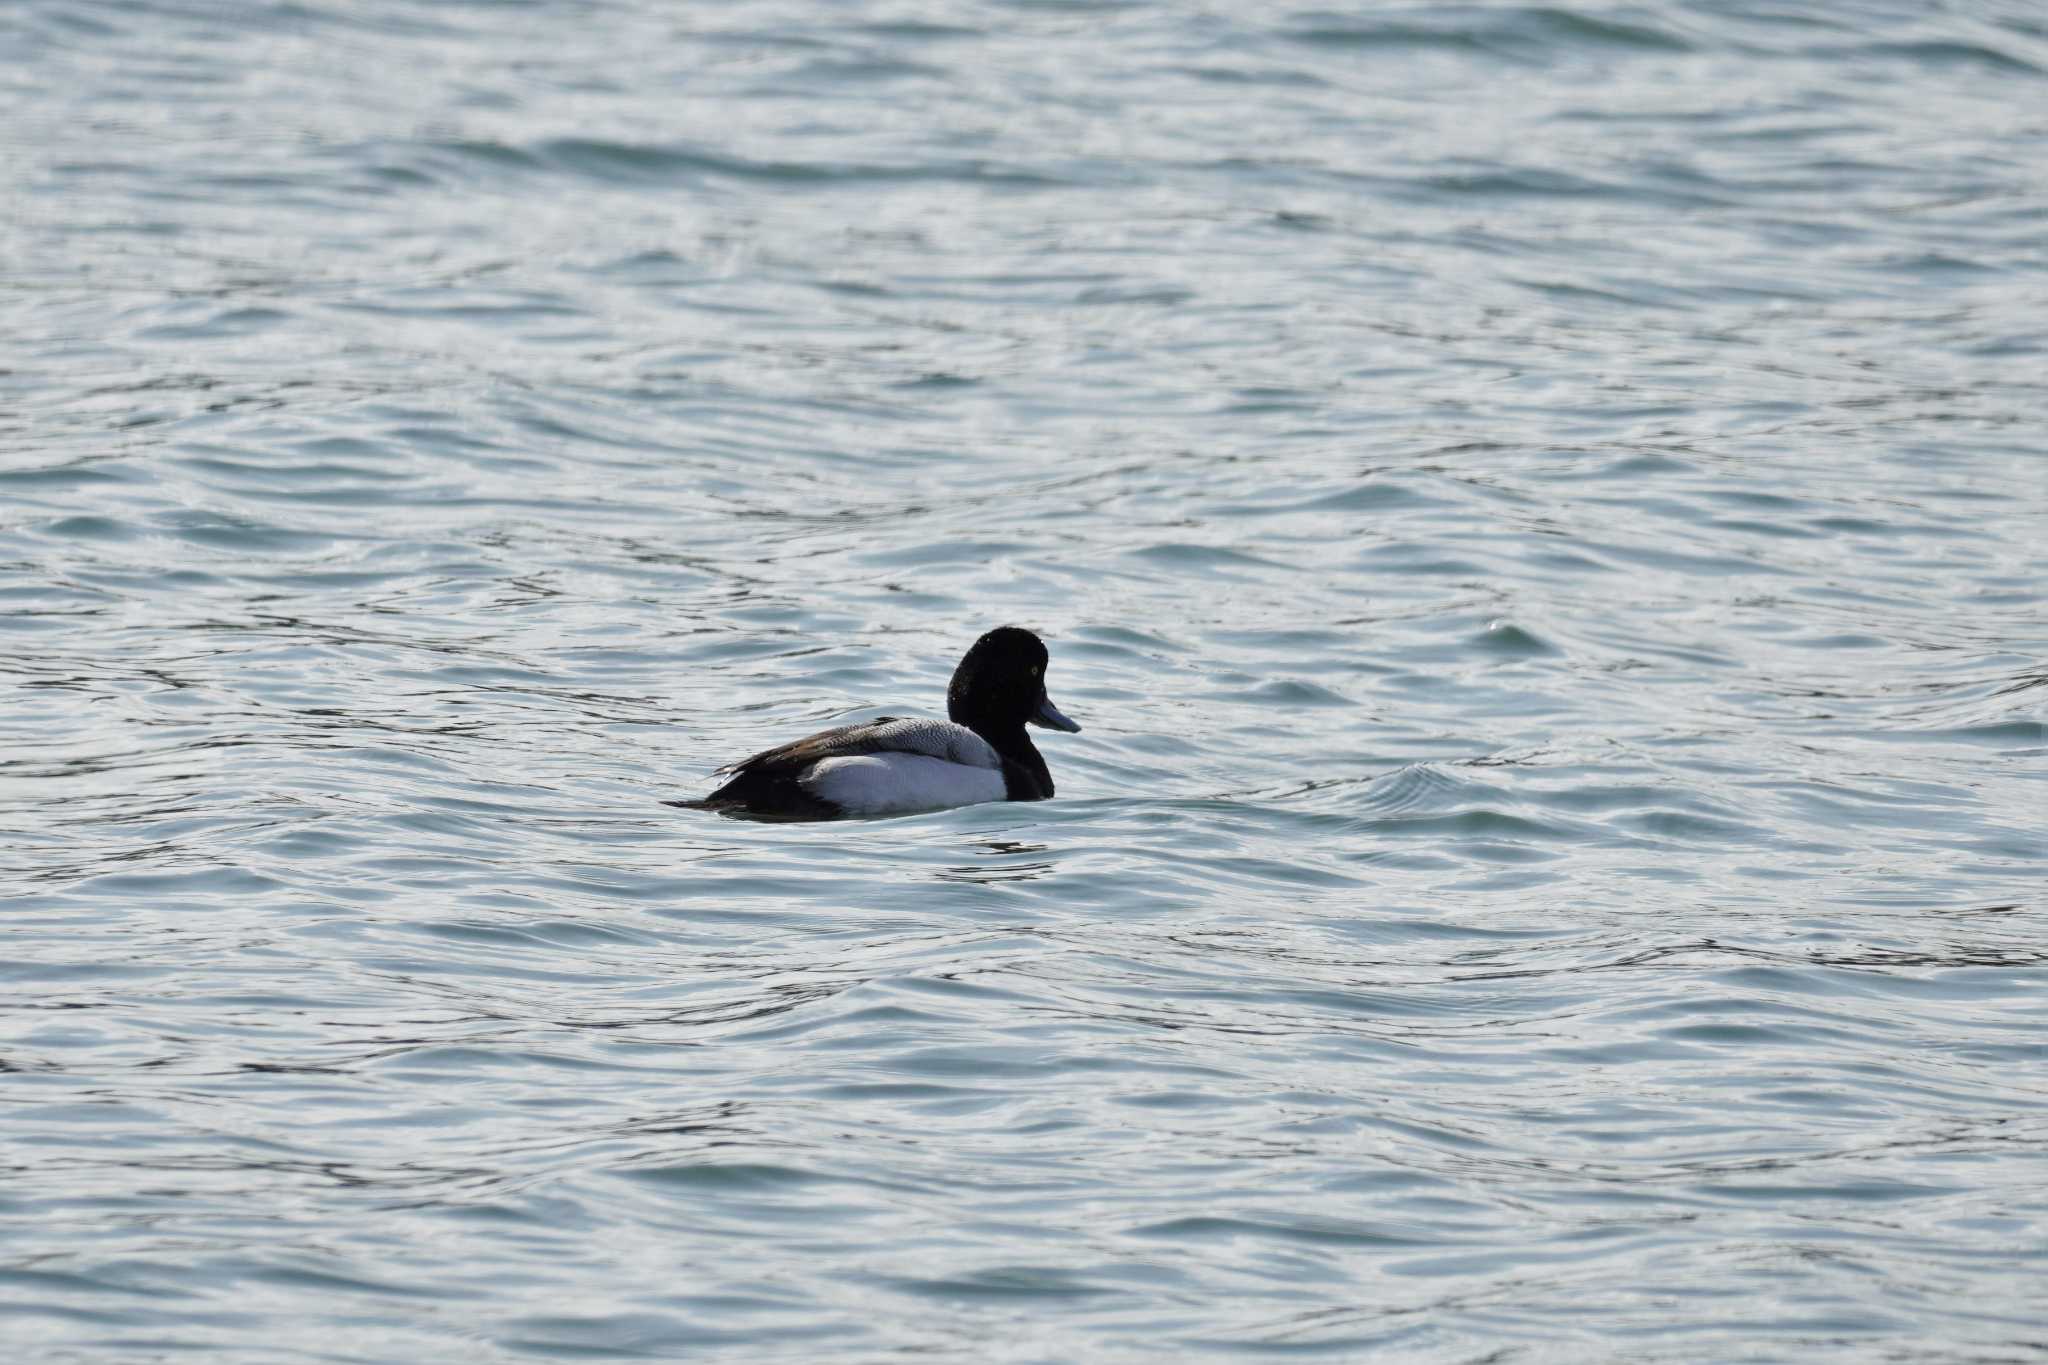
[1032, 694, 1081, 733]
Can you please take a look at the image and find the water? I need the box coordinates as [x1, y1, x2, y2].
[3, 1, 2045, 1359]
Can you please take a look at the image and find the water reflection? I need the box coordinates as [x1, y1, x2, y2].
[934, 840, 1055, 885]
[2, 0, 2044, 1358]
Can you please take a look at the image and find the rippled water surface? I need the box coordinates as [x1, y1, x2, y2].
[4, 1, 2046, 1359]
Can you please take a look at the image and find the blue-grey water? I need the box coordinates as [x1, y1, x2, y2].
[3, 2, 2045, 1360]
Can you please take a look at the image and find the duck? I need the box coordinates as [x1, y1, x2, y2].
[682, 626, 1082, 820]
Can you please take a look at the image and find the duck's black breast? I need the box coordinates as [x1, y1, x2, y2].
[1000, 762, 1048, 802]
[996, 738, 1053, 802]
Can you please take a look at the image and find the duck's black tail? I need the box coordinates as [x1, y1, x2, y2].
[666, 769, 838, 820]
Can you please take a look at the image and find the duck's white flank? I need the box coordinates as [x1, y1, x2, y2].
[800, 753, 1007, 816]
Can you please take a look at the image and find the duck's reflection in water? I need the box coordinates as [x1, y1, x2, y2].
[934, 840, 1053, 885]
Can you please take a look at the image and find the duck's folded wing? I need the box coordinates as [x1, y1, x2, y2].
[715, 717, 998, 777]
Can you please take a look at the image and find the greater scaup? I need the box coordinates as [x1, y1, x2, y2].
[681, 626, 1081, 820]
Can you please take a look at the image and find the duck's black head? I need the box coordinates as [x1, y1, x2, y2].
[947, 627, 1080, 797]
